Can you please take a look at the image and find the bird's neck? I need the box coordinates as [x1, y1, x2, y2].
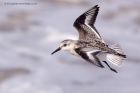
[67, 44, 79, 56]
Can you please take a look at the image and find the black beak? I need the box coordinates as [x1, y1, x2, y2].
[51, 47, 61, 55]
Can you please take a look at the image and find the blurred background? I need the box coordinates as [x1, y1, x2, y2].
[0, 0, 140, 93]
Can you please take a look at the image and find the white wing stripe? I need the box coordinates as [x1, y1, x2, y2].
[85, 23, 101, 39]
[85, 23, 105, 43]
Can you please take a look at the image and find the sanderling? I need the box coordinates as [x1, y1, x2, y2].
[51, 5, 126, 73]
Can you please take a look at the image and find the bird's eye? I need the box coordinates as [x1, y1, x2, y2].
[63, 44, 67, 47]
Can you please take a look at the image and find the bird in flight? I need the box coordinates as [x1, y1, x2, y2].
[51, 5, 126, 73]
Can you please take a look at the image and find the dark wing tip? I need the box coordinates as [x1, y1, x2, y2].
[122, 54, 127, 58]
[87, 5, 100, 25]
[94, 5, 99, 8]
[89, 5, 100, 12]
[117, 53, 127, 58]
[73, 5, 100, 28]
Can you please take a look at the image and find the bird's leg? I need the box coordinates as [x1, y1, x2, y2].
[103, 61, 118, 73]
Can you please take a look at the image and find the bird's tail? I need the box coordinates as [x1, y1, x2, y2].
[106, 44, 126, 66]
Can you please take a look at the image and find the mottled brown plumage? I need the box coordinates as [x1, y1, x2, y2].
[52, 5, 126, 73]
[73, 5, 103, 42]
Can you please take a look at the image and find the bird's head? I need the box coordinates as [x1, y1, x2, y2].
[51, 39, 77, 55]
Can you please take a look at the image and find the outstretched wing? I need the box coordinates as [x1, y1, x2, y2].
[73, 5, 104, 42]
[75, 48, 104, 68]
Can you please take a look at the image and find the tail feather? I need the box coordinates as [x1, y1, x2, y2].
[117, 53, 126, 58]
[106, 44, 126, 66]
[110, 44, 126, 58]
[106, 54, 124, 66]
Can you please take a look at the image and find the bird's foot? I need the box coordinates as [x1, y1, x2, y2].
[110, 68, 118, 73]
